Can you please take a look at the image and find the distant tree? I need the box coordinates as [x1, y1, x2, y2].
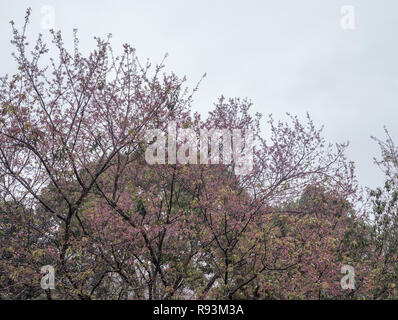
[365, 129, 398, 299]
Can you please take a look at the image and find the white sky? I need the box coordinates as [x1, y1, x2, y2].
[1, 0, 397, 189]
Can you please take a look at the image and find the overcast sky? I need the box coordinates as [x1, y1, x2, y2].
[1, 0, 397, 189]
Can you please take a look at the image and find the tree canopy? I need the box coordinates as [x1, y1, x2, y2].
[1, 9, 397, 300]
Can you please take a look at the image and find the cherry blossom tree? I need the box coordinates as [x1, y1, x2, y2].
[1, 9, 392, 300]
